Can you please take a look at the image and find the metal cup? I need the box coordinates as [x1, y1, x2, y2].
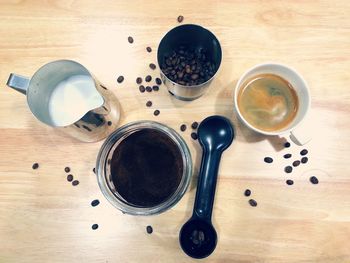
[6, 60, 121, 142]
[157, 24, 222, 101]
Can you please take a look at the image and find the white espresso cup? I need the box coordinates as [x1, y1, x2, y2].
[234, 63, 311, 145]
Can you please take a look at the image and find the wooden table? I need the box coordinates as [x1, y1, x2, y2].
[1, 1, 349, 262]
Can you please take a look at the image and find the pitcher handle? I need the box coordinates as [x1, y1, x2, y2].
[6, 73, 30, 95]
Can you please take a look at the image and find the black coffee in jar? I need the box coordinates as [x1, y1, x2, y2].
[160, 45, 216, 86]
[110, 129, 183, 207]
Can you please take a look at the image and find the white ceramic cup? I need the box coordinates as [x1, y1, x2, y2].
[234, 63, 311, 145]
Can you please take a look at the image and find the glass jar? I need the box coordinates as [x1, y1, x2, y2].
[96, 121, 193, 215]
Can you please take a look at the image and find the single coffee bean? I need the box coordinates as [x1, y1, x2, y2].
[146, 101, 152, 107]
[64, 167, 70, 173]
[155, 78, 162, 85]
[139, 85, 146, 93]
[92, 224, 99, 230]
[145, 75, 152, 82]
[264, 157, 273, 163]
[32, 163, 39, 170]
[146, 225, 153, 234]
[310, 176, 319, 184]
[244, 189, 251, 197]
[136, 77, 142, 84]
[292, 160, 301, 167]
[127, 36, 134, 43]
[177, 15, 184, 23]
[72, 180, 79, 186]
[152, 85, 159, 91]
[283, 153, 292, 159]
[146, 46, 152, 53]
[300, 149, 308, 156]
[146, 86, 152, 92]
[191, 122, 198, 129]
[153, 110, 160, 116]
[301, 157, 308, 164]
[117, 76, 124, 83]
[284, 142, 291, 148]
[286, 179, 294, 185]
[191, 132, 198, 140]
[191, 74, 199, 80]
[284, 166, 293, 173]
[91, 199, 100, 207]
[249, 199, 257, 207]
[93, 168, 95, 174]
[180, 124, 187, 132]
[149, 63, 156, 70]
[67, 174, 73, 182]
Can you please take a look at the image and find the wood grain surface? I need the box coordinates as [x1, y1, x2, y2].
[1, 1, 350, 262]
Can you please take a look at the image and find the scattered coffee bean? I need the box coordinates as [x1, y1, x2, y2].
[64, 167, 70, 173]
[67, 174, 73, 182]
[145, 75, 152, 82]
[292, 160, 301, 167]
[249, 199, 257, 207]
[152, 85, 159, 91]
[117, 76, 124, 83]
[93, 168, 96, 174]
[191, 122, 198, 129]
[153, 110, 160, 116]
[146, 47, 152, 53]
[286, 179, 294, 185]
[127, 36, 134, 44]
[107, 121, 112, 126]
[264, 157, 273, 163]
[177, 15, 184, 23]
[180, 124, 187, 132]
[244, 189, 251, 197]
[91, 199, 100, 207]
[191, 132, 198, 140]
[149, 63, 156, 70]
[283, 153, 292, 159]
[72, 180, 79, 186]
[136, 77, 142, 84]
[92, 224, 99, 230]
[301, 157, 308, 164]
[146, 86, 152, 92]
[300, 149, 308, 156]
[155, 78, 162, 85]
[146, 101, 152, 107]
[139, 85, 146, 93]
[32, 163, 39, 170]
[284, 142, 291, 148]
[146, 225, 153, 234]
[284, 166, 293, 173]
[310, 176, 319, 184]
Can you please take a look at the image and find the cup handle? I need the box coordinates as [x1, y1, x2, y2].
[6, 73, 30, 95]
[289, 125, 312, 146]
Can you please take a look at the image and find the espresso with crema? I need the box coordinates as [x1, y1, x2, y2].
[237, 74, 299, 132]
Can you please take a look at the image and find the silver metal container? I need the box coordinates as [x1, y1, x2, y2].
[6, 60, 120, 142]
[96, 121, 193, 216]
[157, 24, 222, 101]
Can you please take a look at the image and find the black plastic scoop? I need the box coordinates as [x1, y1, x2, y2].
[179, 115, 234, 259]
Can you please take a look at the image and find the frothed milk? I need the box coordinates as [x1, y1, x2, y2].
[48, 75, 104, 126]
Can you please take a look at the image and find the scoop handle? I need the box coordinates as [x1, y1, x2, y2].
[193, 147, 222, 221]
